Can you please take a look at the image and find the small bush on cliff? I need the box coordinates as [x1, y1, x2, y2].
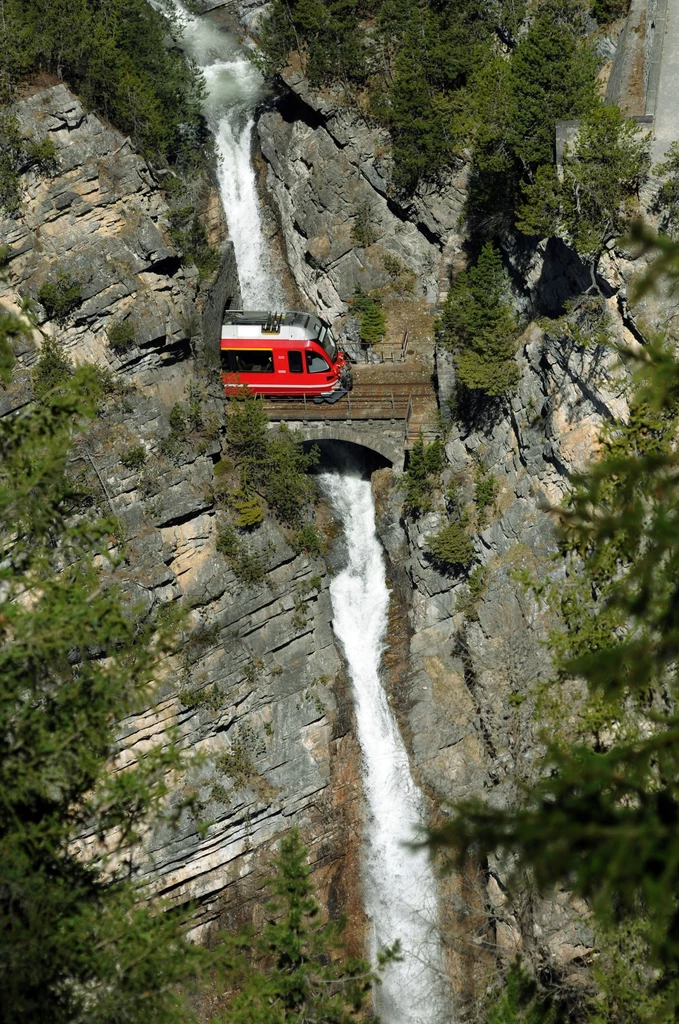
[120, 443, 147, 471]
[402, 435, 446, 517]
[425, 521, 475, 572]
[38, 273, 82, 325]
[168, 207, 220, 280]
[32, 336, 74, 399]
[215, 826, 398, 1024]
[437, 242, 520, 399]
[216, 522, 269, 586]
[474, 461, 499, 526]
[108, 320, 136, 354]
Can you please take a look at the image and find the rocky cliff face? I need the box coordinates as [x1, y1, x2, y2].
[250, 54, 674, 1008]
[257, 72, 467, 321]
[1, 83, 365, 942]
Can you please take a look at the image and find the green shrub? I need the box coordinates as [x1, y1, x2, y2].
[382, 253, 416, 295]
[590, 0, 630, 22]
[293, 524, 324, 557]
[474, 461, 499, 526]
[216, 522, 268, 586]
[351, 288, 386, 346]
[351, 200, 376, 247]
[120, 444, 147, 471]
[233, 548, 268, 586]
[215, 737, 257, 790]
[38, 273, 82, 325]
[402, 435, 446, 517]
[425, 521, 475, 571]
[168, 403, 186, 435]
[158, 403, 188, 461]
[169, 208, 220, 279]
[232, 492, 264, 528]
[216, 523, 238, 558]
[107, 320, 136, 354]
[456, 565, 488, 619]
[32, 336, 74, 398]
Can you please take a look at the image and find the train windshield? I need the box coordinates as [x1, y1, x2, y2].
[317, 325, 338, 362]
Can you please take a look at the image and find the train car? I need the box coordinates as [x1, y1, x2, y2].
[220, 310, 352, 401]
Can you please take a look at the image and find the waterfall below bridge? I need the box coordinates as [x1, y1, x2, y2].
[319, 472, 448, 1024]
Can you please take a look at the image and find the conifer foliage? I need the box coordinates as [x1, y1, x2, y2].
[431, 330, 679, 1013]
[0, 369, 206, 1024]
[0, 0, 205, 165]
[437, 242, 520, 398]
[217, 827, 395, 1023]
[518, 104, 650, 260]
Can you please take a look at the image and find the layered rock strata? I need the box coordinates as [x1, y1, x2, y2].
[0, 83, 364, 938]
[257, 73, 467, 319]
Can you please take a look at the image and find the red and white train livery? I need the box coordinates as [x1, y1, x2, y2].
[220, 310, 352, 400]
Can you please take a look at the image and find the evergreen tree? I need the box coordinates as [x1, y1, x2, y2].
[402, 435, 446, 516]
[0, 366, 208, 1023]
[437, 242, 520, 398]
[351, 289, 386, 346]
[518, 104, 650, 260]
[217, 827, 396, 1023]
[506, 9, 596, 169]
[653, 141, 679, 238]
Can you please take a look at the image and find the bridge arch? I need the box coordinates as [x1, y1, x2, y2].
[273, 420, 406, 469]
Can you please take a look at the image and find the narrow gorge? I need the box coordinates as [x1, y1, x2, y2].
[2, 0, 679, 1021]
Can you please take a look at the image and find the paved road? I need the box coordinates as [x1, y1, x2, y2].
[652, 0, 679, 163]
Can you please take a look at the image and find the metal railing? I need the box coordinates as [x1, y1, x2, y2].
[297, 388, 410, 423]
[351, 324, 410, 364]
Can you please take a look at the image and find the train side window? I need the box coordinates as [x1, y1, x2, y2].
[233, 349, 274, 374]
[220, 350, 236, 373]
[306, 350, 330, 374]
[288, 351, 303, 374]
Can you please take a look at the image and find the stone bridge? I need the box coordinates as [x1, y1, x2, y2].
[262, 361, 439, 468]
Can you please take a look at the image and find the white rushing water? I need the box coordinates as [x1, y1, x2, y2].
[169, 2, 283, 308]
[319, 472, 449, 1024]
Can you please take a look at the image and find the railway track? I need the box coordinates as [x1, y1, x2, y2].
[262, 382, 432, 422]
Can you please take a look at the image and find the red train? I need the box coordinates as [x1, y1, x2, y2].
[220, 310, 352, 401]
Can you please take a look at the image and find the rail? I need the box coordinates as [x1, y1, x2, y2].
[263, 383, 425, 423]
